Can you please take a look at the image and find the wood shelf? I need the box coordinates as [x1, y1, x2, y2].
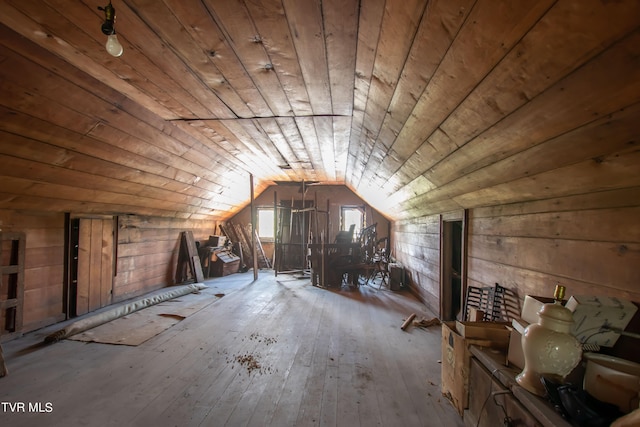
[468, 345, 571, 427]
[1, 232, 25, 340]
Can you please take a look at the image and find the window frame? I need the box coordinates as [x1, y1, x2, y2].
[256, 207, 275, 242]
[340, 205, 364, 237]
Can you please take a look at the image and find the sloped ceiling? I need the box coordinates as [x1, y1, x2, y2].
[1, 0, 639, 221]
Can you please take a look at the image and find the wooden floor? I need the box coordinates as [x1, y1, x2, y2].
[0, 271, 464, 427]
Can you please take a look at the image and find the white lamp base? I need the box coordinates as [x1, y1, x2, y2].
[515, 369, 546, 396]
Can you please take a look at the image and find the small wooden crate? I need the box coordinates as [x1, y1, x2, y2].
[211, 250, 240, 277]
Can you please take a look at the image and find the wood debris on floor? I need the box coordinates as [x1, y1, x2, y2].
[225, 333, 279, 376]
[413, 317, 442, 328]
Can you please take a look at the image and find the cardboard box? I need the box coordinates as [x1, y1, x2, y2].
[506, 318, 528, 370]
[207, 235, 227, 247]
[566, 295, 638, 347]
[454, 321, 510, 346]
[441, 321, 509, 415]
[521, 295, 565, 324]
[467, 307, 485, 322]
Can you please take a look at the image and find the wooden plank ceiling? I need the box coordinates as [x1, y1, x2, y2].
[0, 0, 639, 220]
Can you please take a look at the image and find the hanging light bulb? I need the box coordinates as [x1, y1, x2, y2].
[98, 1, 123, 57]
[105, 34, 123, 57]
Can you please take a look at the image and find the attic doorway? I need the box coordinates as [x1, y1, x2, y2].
[440, 211, 468, 321]
[65, 215, 115, 318]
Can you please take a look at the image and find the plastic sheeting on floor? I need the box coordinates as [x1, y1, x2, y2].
[44, 283, 208, 343]
[68, 289, 222, 346]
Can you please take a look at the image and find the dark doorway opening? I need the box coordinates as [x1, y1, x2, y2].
[65, 216, 80, 318]
[440, 212, 467, 321]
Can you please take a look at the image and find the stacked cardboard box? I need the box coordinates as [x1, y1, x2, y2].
[441, 321, 510, 415]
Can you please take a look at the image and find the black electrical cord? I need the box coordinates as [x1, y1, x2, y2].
[494, 393, 513, 427]
[475, 367, 513, 427]
[476, 389, 512, 427]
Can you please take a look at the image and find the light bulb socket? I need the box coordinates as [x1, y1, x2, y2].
[101, 22, 115, 35]
[553, 284, 566, 301]
[99, 2, 116, 35]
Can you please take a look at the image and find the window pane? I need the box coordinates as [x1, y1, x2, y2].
[258, 209, 274, 238]
[342, 208, 362, 232]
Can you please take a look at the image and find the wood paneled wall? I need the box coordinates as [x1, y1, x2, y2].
[393, 187, 640, 315]
[467, 188, 640, 304]
[0, 210, 65, 333]
[392, 215, 440, 311]
[0, 209, 217, 335]
[114, 215, 218, 302]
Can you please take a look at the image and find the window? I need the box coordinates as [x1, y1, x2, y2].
[341, 206, 363, 234]
[257, 208, 275, 240]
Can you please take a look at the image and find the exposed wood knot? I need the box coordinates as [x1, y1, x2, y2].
[618, 245, 628, 255]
